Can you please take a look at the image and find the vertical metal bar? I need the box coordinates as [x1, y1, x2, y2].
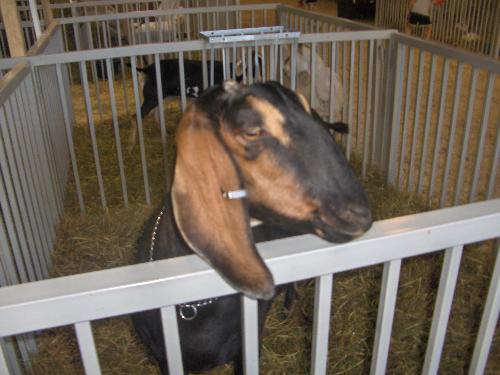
[105, 58, 129, 207]
[439, 63, 464, 208]
[373, 40, 388, 169]
[257, 44, 264, 82]
[152, 54, 170, 189]
[75, 321, 102, 375]
[329, 41, 337, 123]
[56, 64, 85, 212]
[222, 48, 227, 80]
[202, 48, 208, 90]
[370, 259, 402, 375]
[15, 336, 32, 372]
[130, 57, 151, 205]
[371, 40, 383, 167]
[310, 43, 317, 110]
[1, 338, 22, 375]
[160, 306, 185, 375]
[311, 274, 333, 375]
[0, 198, 20, 285]
[80, 61, 107, 208]
[279, 44, 284, 85]
[210, 46, 215, 86]
[407, 50, 426, 192]
[422, 245, 464, 375]
[242, 296, 259, 375]
[85, 24, 104, 123]
[347, 41, 355, 160]
[453, 69, 478, 205]
[290, 42, 297, 91]
[363, 40, 374, 177]
[387, 44, 406, 186]
[247, 46, 253, 85]
[357, 40, 364, 152]
[469, 73, 494, 203]
[232, 43, 237, 80]
[416, 53, 437, 195]
[397, 47, 414, 189]
[178, 52, 187, 111]
[487, 121, 499, 200]
[468, 244, 500, 375]
[428, 58, 450, 205]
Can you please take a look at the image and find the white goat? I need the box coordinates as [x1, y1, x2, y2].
[132, 14, 186, 45]
[132, 1, 185, 45]
[284, 44, 344, 121]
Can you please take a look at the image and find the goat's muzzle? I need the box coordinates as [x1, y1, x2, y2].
[313, 203, 372, 243]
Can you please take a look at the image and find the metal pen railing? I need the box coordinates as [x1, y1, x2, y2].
[0, 199, 499, 374]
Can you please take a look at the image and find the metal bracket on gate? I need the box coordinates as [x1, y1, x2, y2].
[199, 26, 300, 44]
[199, 26, 300, 83]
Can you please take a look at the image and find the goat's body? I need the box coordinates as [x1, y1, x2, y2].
[284, 45, 344, 120]
[136, 59, 226, 120]
[133, 198, 284, 375]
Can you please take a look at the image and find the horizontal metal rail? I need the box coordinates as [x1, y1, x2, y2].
[0, 30, 394, 69]
[392, 33, 500, 74]
[56, 4, 279, 25]
[0, 199, 499, 337]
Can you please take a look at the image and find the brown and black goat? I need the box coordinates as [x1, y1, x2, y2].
[132, 81, 372, 374]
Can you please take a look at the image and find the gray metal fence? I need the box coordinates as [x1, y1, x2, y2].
[375, 0, 500, 58]
[0, 199, 499, 374]
[385, 34, 500, 208]
[0, 5, 498, 374]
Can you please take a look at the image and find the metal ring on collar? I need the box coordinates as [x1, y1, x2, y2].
[179, 305, 198, 320]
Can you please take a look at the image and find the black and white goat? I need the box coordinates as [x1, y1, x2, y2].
[132, 81, 372, 374]
[128, 57, 261, 147]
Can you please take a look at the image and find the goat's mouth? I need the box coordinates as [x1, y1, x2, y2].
[312, 205, 372, 243]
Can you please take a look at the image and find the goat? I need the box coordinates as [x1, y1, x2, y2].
[284, 44, 344, 121]
[128, 58, 262, 147]
[132, 80, 372, 374]
[132, 13, 186, 45]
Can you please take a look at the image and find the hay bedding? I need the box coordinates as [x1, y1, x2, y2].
[28, 76, 499, 374]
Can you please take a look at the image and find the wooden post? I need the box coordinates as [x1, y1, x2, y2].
[0, 0, 26, 56]
[41, 0, 54, 24]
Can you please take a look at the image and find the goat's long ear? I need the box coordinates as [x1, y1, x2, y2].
[171, 108, 275, 300]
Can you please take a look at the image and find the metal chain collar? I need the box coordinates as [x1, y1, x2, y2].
[149, 207, 218, 321]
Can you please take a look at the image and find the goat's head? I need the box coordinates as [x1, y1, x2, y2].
[171, 81, 372, 300]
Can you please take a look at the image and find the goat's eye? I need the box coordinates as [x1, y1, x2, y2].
[242, 127, 263, 140]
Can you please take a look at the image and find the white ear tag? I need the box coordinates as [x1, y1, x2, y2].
[222, 189, 247, 200]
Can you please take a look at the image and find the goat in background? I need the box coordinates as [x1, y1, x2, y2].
[128, 57, 262, 147]
[284, 44, 345, 121]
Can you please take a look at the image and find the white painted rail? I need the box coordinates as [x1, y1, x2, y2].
[0, 199, 499, 373]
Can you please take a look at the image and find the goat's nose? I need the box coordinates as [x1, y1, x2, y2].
[347, 203, 372, 232]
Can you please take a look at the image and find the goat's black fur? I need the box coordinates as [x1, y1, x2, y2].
[132, 58, 261, 121]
